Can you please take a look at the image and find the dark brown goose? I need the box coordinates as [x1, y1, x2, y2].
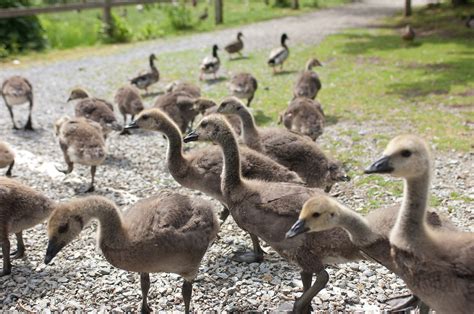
[131, 53, 159, 94]
[224, 32, 244, 59]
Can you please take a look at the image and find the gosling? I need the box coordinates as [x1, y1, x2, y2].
[45, 192, 219, 313]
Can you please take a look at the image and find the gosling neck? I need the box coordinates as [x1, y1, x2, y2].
[338, 206, 381, 247]
[305, 60, 313, 71]
[216, 128, 243, 191]
[161, 118, 188, 177]
[78, 197, 127, 248]
[236, 107, 263, 151]
[391, 171, 431, 249]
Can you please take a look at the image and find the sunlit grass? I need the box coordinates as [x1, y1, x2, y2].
[38, 0, 348, 50]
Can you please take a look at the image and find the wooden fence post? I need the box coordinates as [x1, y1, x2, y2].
[103, 0, 113, 35]
[215, 0, 223, 24]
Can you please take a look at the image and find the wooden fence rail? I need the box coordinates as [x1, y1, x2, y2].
[0, 0, 172, 19]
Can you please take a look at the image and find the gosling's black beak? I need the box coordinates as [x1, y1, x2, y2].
[44, 240, 64, 265]
[286, 219, 308, 239]
[124, 120, 139, 130]
[66, 97, 72, 102]
[364, 156, 393, 174]
[183, 130, 199, 143]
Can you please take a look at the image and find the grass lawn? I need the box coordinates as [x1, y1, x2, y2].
[153, 3, 473, 152]
[140, 3, 473, 210]
[38, 0, 347, 49]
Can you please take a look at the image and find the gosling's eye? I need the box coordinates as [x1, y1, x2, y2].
[221, 103, 227, 108]
[329, 164, 337, 171]
[401, 150, 412, 158]
[58, 223, 69, 234]
[141, 115, 149, 120]
[312, 212, 321, 218]
[330, 213, 335, 217]
[201, 121, 208, 128]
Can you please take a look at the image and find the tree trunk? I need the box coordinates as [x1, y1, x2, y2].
[292, 0, 299, 9]
[452, 0, 467, 6]
[215, 0, 223, 24]
[404, 0, 411, 17]
[103, 0, 113, 36]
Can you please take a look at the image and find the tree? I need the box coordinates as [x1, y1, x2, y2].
[405, 0, 412, 17]
[0, 0, 46, 57]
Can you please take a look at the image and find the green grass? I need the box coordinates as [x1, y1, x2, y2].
[143, 3, 473, 152]
[38, 0, 348, 50]
[123, 3, 473, 213]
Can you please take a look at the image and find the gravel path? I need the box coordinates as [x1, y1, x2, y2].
[1, 0, 472, 312]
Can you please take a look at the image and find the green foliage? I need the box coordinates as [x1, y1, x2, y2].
[164, 2, 193, 30]
[273, 0, 291, 8]
[0, 0, 46, 57]
[100, 12, 132, 43]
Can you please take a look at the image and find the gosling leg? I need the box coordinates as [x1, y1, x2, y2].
[300, 271, 314, 313]
[140, 273, 152, 314]
[293, 269, 329, 314]
[11, 232, 25, 259]
[1, 229, 11, 276]
[4, 102, 18, 130]
[247, 94, 254, 107]
[231, 233, 264, 263]
[182, 279, 192, 314]
[85, 166, 96, 193]
[57, 142, 74, 174]
[219, 205, 230, 224]
[23, 96, 34, 131]
[5, 160, 14, 177]
[120, 114, 130, 135]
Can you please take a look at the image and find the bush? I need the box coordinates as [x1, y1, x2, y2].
[0, 0, 46, 57]
[273, 0, 291, 8]
[99, 12, 132, 43]
[165, 2, 193, 30]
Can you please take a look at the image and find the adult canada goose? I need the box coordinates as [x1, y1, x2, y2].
[293, 58, 323, 100]
[194, 98, 241, 135]
[224, 32, 244, 59]
[55, 116, 107, 193]
[154, 92, 199, 133]
[114, 85, 144, 135]
[0, 141, 14, 177]
[0, 177, 54, 276]
[183, 115, 365, 313]
[200, 44, 220, 81]
[280, 97, 325, 141]
[217, 97, 349, 191]
[67, 88, 122, 136]
[286, 194, 458, 312]
[228, 72, 258, 107]
[165, 81, 201, 99]
[44, 192, 219, 313]
[131, 53, 159, 94]
[365, 135, 474, 313]
[268, 33, 289, 73]
[402, 25, 416, 42]
[1, 76, 34, 130]
[125, 108, 303, 262]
